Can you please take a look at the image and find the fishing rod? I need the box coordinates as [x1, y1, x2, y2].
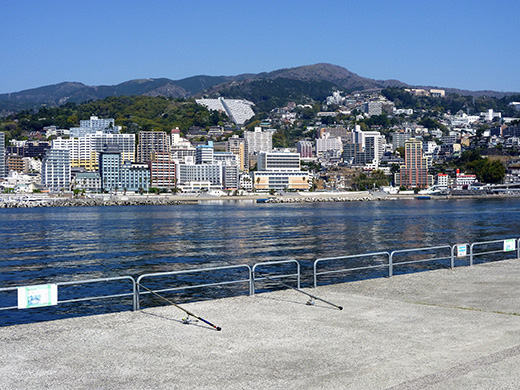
[137, 282, 221, 331]
[256, 272, 343, 311]
[93, 258, 222, 331]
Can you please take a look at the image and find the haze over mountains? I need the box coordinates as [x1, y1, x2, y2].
[1, 63, 517, 114]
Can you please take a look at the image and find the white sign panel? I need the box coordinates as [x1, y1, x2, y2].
[504, 239, 516, 252]
[456, 244, 467, 257]
[17, 284, 58, 309]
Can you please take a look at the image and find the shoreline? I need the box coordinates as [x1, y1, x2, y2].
[0, 191, 518, 208]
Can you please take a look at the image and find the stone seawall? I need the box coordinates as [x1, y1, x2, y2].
[263, 195, 384, 203]
[0, 197, 196, 208]
[0, 192, 386, 208]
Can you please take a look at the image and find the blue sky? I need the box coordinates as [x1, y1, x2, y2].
[1, 0, 519, 94]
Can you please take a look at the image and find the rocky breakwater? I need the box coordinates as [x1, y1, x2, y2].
[0, 196, 194, 208]
[264, 193, 386, 203]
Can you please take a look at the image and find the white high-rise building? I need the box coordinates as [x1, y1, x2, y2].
[70, 116, 121, 137]
[350, 126, 385, 165]
[244, 127, 274, 154]
[253, 151, 308, 191]
[53, 132, 135, 171]
[41, 148, 70, 191]
[316, 134, 342, 157]
[257, 151, 300, 171]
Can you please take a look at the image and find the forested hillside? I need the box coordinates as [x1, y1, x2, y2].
[0, 96, 229, 142]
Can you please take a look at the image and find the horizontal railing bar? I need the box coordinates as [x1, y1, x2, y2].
[139, 279, 251, 295]
[391, 245, 452, 255]
[0, 305, 18, 311]
[393, 256, 452, 264]
[471, 239, 513, 246]
[316, 263, 388, 276]
[138, 265, 251, 282]
[56, 276, 135, 286]
[59, 292, 135, 304]
[393, 257, 452, 267]
[316, 252, 390, 262]
[253, 272, 299, 280]
[472, 250, 511, 257]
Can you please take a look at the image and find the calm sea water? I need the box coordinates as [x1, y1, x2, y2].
[1, 198, 520, 325]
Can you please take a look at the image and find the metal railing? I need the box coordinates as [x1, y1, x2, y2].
[389, 245, 453, 277]
[1, 237, 519, 324]
[0, 276, 136, 312]
[469, 238, 520, 266]
[252, 260, 300, 295]
[313, 252, 390, 288]
[136, 265, 252, 310]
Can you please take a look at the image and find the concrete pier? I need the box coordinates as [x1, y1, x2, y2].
[2, 258, 520, 389]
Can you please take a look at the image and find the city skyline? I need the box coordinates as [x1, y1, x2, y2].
[1, 0, 519, 94]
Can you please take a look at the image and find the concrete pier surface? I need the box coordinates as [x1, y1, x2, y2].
[3, 259, 520, 390]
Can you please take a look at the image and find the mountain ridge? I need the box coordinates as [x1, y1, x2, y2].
[1, 63, 518, 114]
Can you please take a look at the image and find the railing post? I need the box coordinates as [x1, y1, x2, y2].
[297, 262, 301, 289]
[249, 268, 253, 296]
[132, 278, 137, 311]
[469, 243, 474, 266]
[313, 260, 318, 288]
[517, 238, 520, 261]
[389, 252, 394, 277]
[450, 245, 455, 269]
[135, 283, 141, 310]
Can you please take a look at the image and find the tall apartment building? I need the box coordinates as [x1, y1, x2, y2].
[296, 140, 313, 158]
[253, 151, 308, 191]
[362, 101, 383, 116]
[316, 127, 350, 142]
[53, 133, 135, 171]
[6, 154, 25, 173]
[99, 148, 150, 192]
[315, 135, 342, 157]
[244, 127, 274, 154]
[392, 132, 413, 150]
[41, 148, 70, 191]
[257, 151, 301, 171]
[363, 134, 385, 165]
[222, 164, 239, 190]
[195, 141, 214, 164]
[70, 116, 121, 137]
[395, 138, 431, 188]
[120, 161, 150, 192]
[171, 146, 196, 162]
[178, 163, 223, 188]
[137, 131, 169, 163]
[342, 143, 364, 165]
[227, 135, 248, 171]
[0, 132, 5, 179]
[6, 141, 51, 159]
[99, 149, 122, 192]
[149, 152, 176, 189]
[345, 126, 385, 166]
